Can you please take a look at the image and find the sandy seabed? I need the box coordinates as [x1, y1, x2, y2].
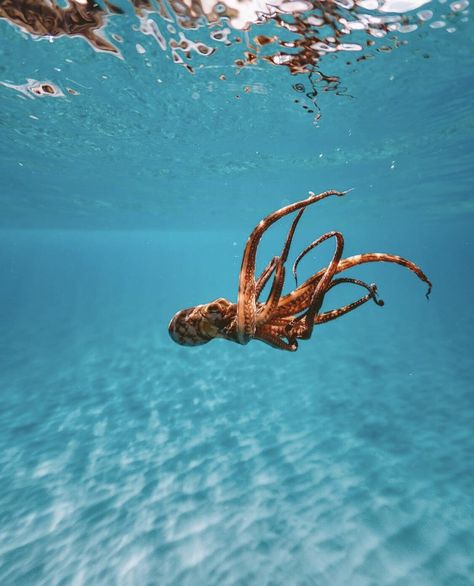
[1, 295, 472, 586]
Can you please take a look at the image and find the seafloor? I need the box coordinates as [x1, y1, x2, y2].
[1, 227, 472, 585]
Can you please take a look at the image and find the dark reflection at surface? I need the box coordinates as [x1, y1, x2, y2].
[0, 0, 461, 74]
[0, 0, 467, 119]
[0, 0, 120, 54]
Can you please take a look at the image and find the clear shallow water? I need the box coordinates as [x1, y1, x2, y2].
[1, 2, 474, 585]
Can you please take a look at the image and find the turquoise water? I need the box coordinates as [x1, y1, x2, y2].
[1, 2, 473, 585]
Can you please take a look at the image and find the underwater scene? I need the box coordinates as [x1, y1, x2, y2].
[1, 0, 473, 584]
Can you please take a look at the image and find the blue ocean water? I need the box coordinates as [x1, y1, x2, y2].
[1, 2, 473, 585]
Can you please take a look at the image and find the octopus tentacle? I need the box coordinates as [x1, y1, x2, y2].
[236, 189, 348, 344]
[285, 276, 382, 343]
[257, 262, 286, 322]
[298, 231, 345, 339]
[325, 276, 384, 303]
[256, 209, 305, 325]
[255, 256, 279, 300]
[315, 293, 378, 325]
[292, 230, 339, 287]
[315, 278, 384, 324]
[337, 253, 432, 298]
[277, 252, 432, 318]
[255, 326, 298, 352]
[281, 208, 305, 264]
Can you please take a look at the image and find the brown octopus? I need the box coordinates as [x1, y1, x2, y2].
[169, 190, 432, 352]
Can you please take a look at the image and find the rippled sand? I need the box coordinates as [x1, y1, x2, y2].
[1, 298, 472, 585]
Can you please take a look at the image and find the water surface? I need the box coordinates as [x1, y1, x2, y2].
[0, 1, 473, 584]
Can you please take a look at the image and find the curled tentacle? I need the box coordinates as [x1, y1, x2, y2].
[277, 252, 431, 319]
[256, 208, 306, 324]
[236, 189, 349, 344]
[284, 276, 384, 339]
[292, 231, 340, 287]
[296, 231, 345, 339]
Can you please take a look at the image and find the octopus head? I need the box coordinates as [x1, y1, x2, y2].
[168, 298, 233, 346]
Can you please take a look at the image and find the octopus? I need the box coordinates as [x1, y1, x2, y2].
[168, 190, 432, 352]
